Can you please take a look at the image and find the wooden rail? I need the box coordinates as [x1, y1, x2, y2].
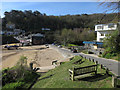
[73, 59, 82, 64]
[79, 55, 120, 88]
[69, 64, 98, 81]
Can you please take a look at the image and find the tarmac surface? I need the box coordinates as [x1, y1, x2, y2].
[51, 45, 120, 76]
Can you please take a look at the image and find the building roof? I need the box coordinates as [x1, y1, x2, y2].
[31, 33, 44, 37]
[83, 41, 103, 45]
[95, 23, 117, 26]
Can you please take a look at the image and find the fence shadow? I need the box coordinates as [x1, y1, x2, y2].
[79, 61, 85, 64]
[77, 73, 109, 82]
[28, 74, 41, 90]
[28, 73, 54, 89]
[38, 74, 54, 81]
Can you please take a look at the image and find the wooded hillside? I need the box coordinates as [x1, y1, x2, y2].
[2, 10, 118, 32]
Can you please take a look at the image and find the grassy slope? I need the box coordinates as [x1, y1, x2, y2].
[33, 56, 113, 88]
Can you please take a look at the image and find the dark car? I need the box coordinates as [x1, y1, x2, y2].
[71, 49, 77, 53]
[45, 44, 49, 48]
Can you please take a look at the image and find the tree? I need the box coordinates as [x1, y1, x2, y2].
[103, 30, 120, 53]
[99, 0, 120, 53]
[99, 1, 118, 12]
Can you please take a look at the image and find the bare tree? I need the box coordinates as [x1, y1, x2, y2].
[98, 0, 119, 13]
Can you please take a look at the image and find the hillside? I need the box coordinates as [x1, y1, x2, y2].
[2, 10, 117, 32]
[32, 56, 113, 88]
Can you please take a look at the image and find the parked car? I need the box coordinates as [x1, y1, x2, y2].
[4, 44, 19, 50]
[58, 45, 62, 48]
[52, 43, 55, 45]
[45, 44, 49, 48]
[71, 49, 77, 53]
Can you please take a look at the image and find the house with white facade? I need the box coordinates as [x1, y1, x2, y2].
[95, 23, 117, 42]
[42, 28, 50, 31]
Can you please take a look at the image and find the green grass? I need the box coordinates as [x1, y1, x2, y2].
[33, 56, 113, 88]
[81, 50, 88, 54]
[99, 53, 120, 62]
[67, 44, 78, 47]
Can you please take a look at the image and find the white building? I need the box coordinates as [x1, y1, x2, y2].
[42, 28, 50, 31]
[95, 23, 117, 42]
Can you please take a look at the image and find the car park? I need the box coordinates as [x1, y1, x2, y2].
[4, 44, 19, 50]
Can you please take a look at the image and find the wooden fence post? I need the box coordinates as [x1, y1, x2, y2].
[95, 61, 98, 65]
[72, 68, 75, 81]
[95, 64, 98, 75]
[112, 76, 117, 88]
[106, 68, 109, 75]
[101, 64, 103, 69]
[89, 58, 91, 61]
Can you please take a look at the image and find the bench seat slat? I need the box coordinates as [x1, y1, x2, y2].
[74, 65, 97, 70]
[75, 70, 96, 76]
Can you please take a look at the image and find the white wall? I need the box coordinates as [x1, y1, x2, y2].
[97, 30, 115, 42]
[95, 24, 117, 31]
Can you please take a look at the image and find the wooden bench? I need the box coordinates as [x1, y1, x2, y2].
[69, 65, 98, 81]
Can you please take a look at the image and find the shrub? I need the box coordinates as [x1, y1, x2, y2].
[17, 56, 27, 66]
[2, 82, 25, 89]
[104, 53, 111, 59]
[2, 55, 40, 89]
[102, 52, 117, 59]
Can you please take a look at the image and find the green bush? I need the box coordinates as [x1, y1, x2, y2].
[23, 71, 38, 82]
[102, 51, 117, 59]
[2, 65, 39, 88]
[2, 82, 25, 89]
[104, 53, 111, 59]
[2, 55, 40, 89]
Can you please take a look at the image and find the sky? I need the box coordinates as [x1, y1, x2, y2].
[1, 2, 113, 18]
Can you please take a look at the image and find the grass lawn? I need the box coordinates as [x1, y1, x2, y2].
[32, 56, 114, 88]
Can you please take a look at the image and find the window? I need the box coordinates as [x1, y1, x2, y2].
[97, 26, 103, 29]
[108, 23, 115, 28]
[101, 33, 104, 36]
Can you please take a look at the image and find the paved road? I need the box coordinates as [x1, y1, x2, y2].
[74, 53, 120, 76]
[50, 45, 120, 76]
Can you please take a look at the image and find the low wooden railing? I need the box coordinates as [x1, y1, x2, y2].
[69, 64, 98, 81]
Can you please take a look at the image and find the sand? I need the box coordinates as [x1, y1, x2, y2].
[1, 45, 64, 69]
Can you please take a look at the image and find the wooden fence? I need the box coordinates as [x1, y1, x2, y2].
[78, 55, 119, 88]
[69, 64, 98, 81]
